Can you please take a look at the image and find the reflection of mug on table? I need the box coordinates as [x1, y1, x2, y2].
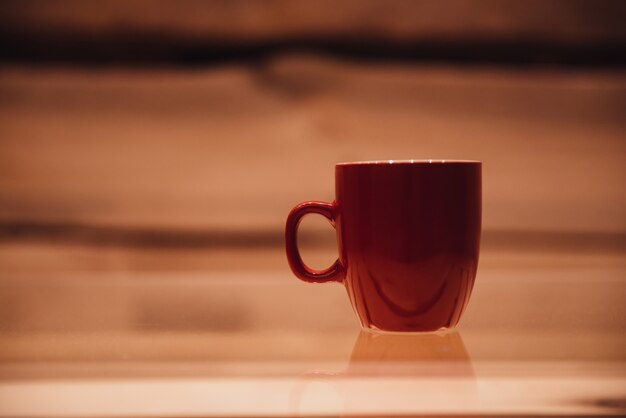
[349, 329, 475, 376]
[290, 330, 479, 417]
[286, 160, 481, 332]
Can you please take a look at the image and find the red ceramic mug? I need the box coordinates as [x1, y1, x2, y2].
[286, 160, 481, 332]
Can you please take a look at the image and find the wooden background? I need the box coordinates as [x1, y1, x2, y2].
[1, 62, 625, 235]
[0, 1, 625, 365]
[1, 0, 625, 240]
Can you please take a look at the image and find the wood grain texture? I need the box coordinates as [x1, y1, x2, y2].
[1, 60, 625, 233]
[2, 0, 625, 43]
[0, 245, 624, 361]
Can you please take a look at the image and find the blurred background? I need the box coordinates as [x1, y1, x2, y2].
[0, 0, 625, 383]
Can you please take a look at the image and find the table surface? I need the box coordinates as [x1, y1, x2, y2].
[0, 244, 625, 417]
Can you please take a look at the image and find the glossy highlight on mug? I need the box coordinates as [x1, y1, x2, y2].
[286, 160, 481, 332]
[336, 159, 480, 165]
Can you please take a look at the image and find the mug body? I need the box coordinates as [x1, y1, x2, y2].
[335, 161, 481, 332]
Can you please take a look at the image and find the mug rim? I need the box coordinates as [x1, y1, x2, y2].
[336, 159, 481, 166]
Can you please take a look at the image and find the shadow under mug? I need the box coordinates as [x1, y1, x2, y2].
[286, 160, 481, 332]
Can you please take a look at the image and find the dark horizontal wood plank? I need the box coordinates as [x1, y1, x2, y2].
[1, 0, 625, 66]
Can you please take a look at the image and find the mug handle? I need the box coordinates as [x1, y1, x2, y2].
[285, 201, 345, 283]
